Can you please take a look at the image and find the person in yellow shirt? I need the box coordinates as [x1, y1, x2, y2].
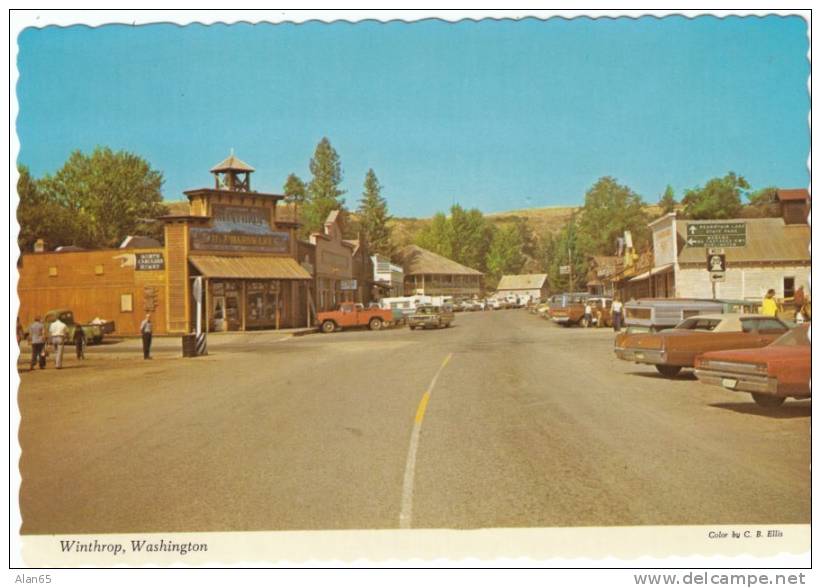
[761, 289, 779, 317]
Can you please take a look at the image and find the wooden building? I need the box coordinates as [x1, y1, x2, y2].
[614, 189, 810, 302]
[18, 247, 167, 336]
[309, 210, 355, 312]
[495, 274, 549, 302]
[18, 154, 316, 335]
[394, 245, 483, 298]
[164, 154, 312, 332]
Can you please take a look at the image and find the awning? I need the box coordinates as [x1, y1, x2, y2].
[650, 263, 674, 276]
[189, 255, 312, 280]
[629, 270, 651, 282]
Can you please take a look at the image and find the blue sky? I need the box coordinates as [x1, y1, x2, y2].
[16, 16, 809, 218]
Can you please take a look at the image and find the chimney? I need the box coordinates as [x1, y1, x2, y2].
[33, 238, 45, 253]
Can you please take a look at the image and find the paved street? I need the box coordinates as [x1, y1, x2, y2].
[18, 310, 810, 534]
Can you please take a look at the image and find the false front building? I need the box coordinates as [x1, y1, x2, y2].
[163, 155, 313, 332]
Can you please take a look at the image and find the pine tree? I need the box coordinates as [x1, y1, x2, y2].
[303, 137, 346, 233]
[357, 169, 392, 255]
[659, 185, 677, 214]
[282, 173, 306, 225]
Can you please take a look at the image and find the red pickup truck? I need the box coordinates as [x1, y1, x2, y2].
[317, 302, 394, 333]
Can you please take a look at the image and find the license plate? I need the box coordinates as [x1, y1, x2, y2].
[721, 378, 738, 389]
[634, 352, 645, 360]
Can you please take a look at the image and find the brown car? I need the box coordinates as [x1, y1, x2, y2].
[614, 314, 789, 377]
[694, 324, 810, 408]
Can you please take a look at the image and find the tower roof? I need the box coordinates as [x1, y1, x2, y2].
[210, 154, 255, 173]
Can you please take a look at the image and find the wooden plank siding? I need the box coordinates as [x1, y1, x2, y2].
[17, 248, 167, 335]
[164, 222, 190, 334]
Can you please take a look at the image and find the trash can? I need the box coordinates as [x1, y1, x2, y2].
[181, 334, 197, 357]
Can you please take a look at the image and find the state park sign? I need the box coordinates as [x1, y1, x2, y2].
[685, 222, 746, 248]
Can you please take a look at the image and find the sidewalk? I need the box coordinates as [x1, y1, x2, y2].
[15, 326, 318, 367]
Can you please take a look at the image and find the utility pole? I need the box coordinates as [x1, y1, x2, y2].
[568, 247, 574, 292]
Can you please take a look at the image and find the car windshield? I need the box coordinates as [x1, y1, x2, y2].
[675, 317, 722, 331]
[770, 325, 810, 347]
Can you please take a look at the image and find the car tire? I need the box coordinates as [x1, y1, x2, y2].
[321, 320, 336, 334]
[655, 365, 682, 378]
[369, 318, 383, 331]
[409, 325, 416, 330]
[751, 393, 786, 408]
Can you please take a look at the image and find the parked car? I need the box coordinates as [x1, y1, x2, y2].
[408, 304, 455, 330]
[317, 302, 394, 333]
[548, 292, 590, 327]
[622, 298, 731, 333]
[488, 298, 504, 311]
[694, 324, 810, 407]
[40, 308, 115, 345]
[614, 313, 789, 377]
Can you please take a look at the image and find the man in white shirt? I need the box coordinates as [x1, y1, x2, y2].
[583, 302, 593, 328]
[49, 317, 69, 369]
[612, 298, 624, 332]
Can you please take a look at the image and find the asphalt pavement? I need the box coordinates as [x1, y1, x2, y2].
[17, 310, 810, 533]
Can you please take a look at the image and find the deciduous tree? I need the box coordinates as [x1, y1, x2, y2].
[577, 176, 649, 256]
[30, 148, 167, 249]
[680, 172, 748, 220]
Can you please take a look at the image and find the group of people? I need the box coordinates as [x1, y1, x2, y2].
[21, 312, 155, 371]
[24, 315, 84, 370]
[580, 299, 625, 331]
[762, 285, 810, 322]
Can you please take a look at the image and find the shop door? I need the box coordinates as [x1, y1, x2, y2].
[213, 296, 226, 332]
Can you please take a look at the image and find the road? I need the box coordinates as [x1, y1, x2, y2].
[17, 310, 810, 533]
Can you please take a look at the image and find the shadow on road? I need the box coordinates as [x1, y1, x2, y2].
[708, 401, 811, 419]
[627, 371, 698, 381]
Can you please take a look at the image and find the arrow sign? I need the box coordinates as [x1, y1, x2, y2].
[686, 222, 746, 247]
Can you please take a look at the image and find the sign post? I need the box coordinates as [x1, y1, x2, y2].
[192, 277, 207, 356]
[706, 248, 726, 299]
[193, 277, 203, 335]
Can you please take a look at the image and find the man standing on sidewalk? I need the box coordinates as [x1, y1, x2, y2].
[49, 315, 68, 369]
[28, 316, 46, 370]
[140, 313, 153, 360]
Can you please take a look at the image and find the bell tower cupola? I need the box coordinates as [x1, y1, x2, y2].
[210, 150, 255, 192]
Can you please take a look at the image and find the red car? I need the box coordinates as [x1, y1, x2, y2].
[694, 324, 810, 407]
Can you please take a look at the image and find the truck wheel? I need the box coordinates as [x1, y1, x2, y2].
[751, 393, 785, 408]
[369, 318, 383, 331]
[321, 320, 336, 334]
[655, 365, 682, 378]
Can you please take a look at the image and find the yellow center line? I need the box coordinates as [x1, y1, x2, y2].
[414, 391, 431, 424]
[399, 351, 454, 528]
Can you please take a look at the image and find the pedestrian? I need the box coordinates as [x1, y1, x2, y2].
[583, 300, 593, 328]
[28, 316, 47, 370]
[140, 313, 153, 360]
[612, 298, 623, 332]
[49, 315, 68, 369]
[793, 285, 806, 316]
[761, 289, 779, 317]
[73, 326, 86, 360]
